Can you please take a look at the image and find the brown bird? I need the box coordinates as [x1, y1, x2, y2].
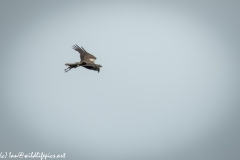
[64, 44, 102, 73]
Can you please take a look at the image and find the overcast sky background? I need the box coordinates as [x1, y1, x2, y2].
[0, 0, 240, 160]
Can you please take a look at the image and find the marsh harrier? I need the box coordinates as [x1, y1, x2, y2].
[64, 44, 102, 73]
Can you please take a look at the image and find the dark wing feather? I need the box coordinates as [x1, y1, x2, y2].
[72, 44, 97, 61]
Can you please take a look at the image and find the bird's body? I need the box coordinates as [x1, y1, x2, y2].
[64, 44, 102, 73]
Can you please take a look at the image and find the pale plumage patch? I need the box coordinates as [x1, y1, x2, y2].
[89, 58, 95, 62]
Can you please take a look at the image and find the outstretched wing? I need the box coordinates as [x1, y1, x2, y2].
[82, 54, 97, 64]
[72, 44, 97, 61]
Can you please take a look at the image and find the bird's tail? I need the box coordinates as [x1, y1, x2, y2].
[64, 62, 81, 73]
[65, 62, 80, 67]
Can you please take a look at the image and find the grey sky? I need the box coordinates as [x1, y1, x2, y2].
[1, 0, 240, 160]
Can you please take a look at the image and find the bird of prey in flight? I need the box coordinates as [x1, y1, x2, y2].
[64, 44, 102, 73]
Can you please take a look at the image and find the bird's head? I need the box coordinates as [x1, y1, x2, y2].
[95, 64, 102, 68]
